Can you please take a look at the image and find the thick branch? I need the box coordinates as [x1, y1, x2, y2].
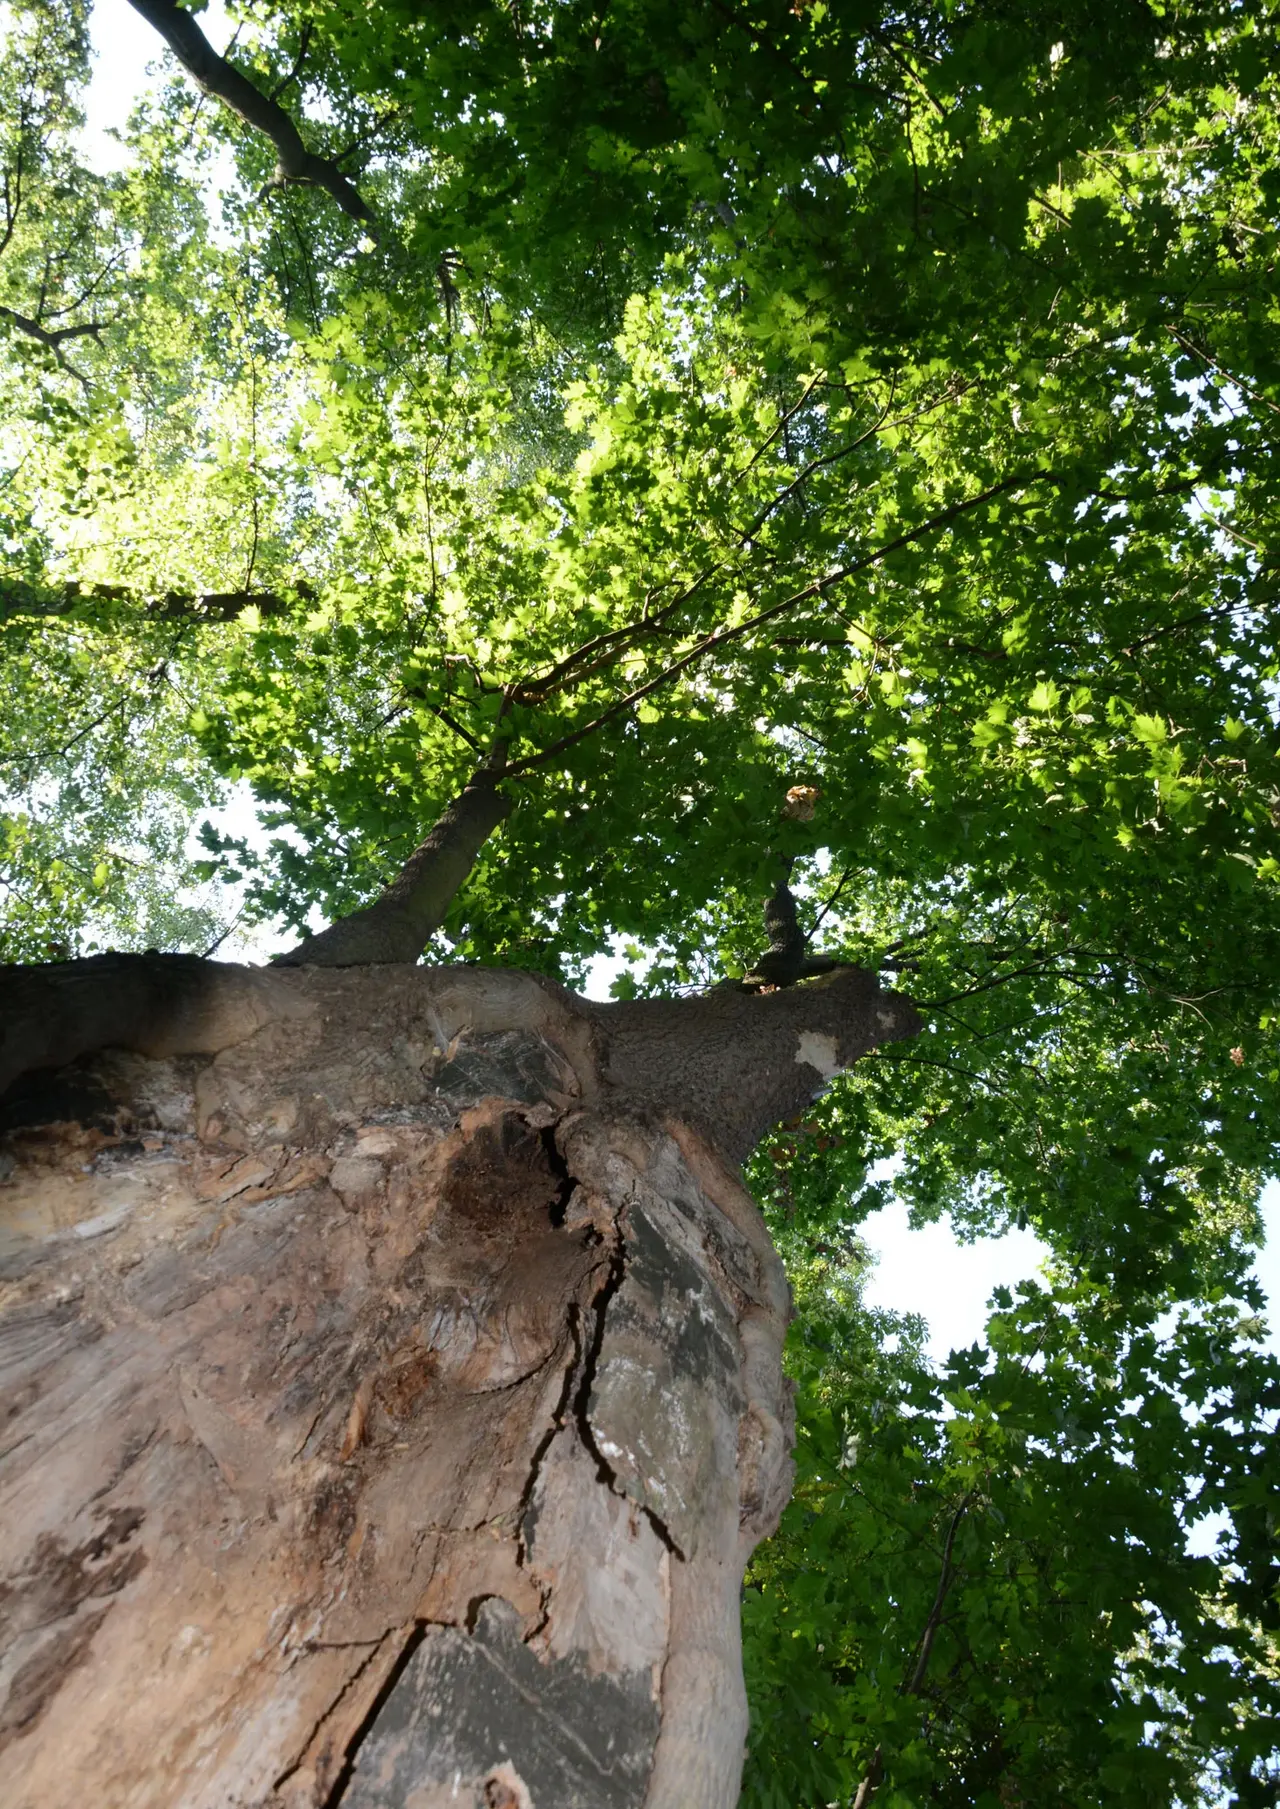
[736, 856, 843, 989]
[0, 305, 98, 382]
[0, 955, 919, 1168]
[0, 582, 295, 625]
[599, 966, 920, 1162]
[273, 763, 512, 967]
[125, 0, 376, 229]
[0, 307, 100, 349]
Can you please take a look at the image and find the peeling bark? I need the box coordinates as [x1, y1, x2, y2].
[0, 961, 917, 1806]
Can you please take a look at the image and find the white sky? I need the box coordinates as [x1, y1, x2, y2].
[78, 0, 1280, 1378]
[82, 0, 233, 174]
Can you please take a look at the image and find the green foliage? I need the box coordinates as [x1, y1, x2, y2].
[742, 1243, 1280, 1807]
[4, 0, 1280, 1796]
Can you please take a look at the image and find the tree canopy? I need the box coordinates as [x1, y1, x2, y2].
[3, 0, 1280, 1799]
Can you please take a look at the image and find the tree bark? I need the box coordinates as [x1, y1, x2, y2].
[0, 958, 917, 1807]
[273, 767, 513, 968]
[125, 0, 376, 229]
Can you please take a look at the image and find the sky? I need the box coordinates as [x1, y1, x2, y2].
[81, 0, 233, 175]
[78, 0, 1280, 1376]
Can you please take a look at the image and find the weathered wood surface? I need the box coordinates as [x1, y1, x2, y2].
[0, 962, 917, 1807]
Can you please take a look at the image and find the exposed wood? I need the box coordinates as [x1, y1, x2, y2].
[0, 961, 918, 1806]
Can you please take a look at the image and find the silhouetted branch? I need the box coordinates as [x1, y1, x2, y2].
[126, 0, 376, 231]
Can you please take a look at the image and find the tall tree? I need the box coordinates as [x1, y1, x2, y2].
[2, 1, 1280, 1803]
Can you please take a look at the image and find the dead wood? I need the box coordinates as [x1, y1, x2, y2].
[0, 960, 916, 1807]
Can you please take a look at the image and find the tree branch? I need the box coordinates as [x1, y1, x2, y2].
[266, 21, 312, 104]
[853, 1489, 976, 1808]
[0, 305, 99, 381]
[273, 757, 512, 966]
[1, 156, 25, 260]
[125, 0, 376, 231]
[508, 471, 1038, 775]
[0, 581, 296, 625]
[1165, 325, 1280, 420]
[515, 569, 719, 701]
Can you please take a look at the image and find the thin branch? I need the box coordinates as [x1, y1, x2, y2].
[244, 344, 260, 593]
[853, 1489, 976, 1808]
[515, 383, 918, 705]
[200, 905, 247, 959]
[731, 374, 824, 487]
[878, 1051, 1013, 1089]
[868, 26, 948, 116]
[1120, 593, 1263, 656]
[906, 1491, 976, 1694]
[125, 0, 377, 231]
[515, 569, 718, 700]
[809, 867, 854, 936]
[0, 155, 24, 259]
[735, 401, 894, 545]
[1165, 325, 1280, 421]
[51, 695, 133, 763]
[926, 952, 1079, 1008]
[406, 694, 485, 754]
[266, 21, 312, 103]
[48, 246, 131, 320]
[508, 471, 1038, 775]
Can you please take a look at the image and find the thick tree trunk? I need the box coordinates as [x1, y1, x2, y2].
[0, 958, 917, 1808]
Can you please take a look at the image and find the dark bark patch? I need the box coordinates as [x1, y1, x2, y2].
[0, 1064, 120, 1137]
[335, 1598, 657, 1809]
[0, 1506, 146, 1649]
[374, 1346, 440, 1421]
[0, 1604, 112, 1749]
[429, 1029, 578, 1114]
[584, 1196, 745, 1555]
[621, 1200, 740, 1396]
[436, 1112, 564, 1241]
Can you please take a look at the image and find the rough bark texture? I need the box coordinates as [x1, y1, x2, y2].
[0, 960, 918, 1807]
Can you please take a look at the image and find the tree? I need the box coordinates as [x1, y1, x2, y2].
[2, 1, 1280, 1803]
[742, 1242, 1280, 1806]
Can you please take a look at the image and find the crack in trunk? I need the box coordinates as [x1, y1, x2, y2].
[571, 1222, 684, 1562]
[313, 1623, 433, 1809]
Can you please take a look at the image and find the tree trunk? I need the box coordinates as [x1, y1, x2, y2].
[0, 957, 917, 1808]
[273, 766, 513, 968]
